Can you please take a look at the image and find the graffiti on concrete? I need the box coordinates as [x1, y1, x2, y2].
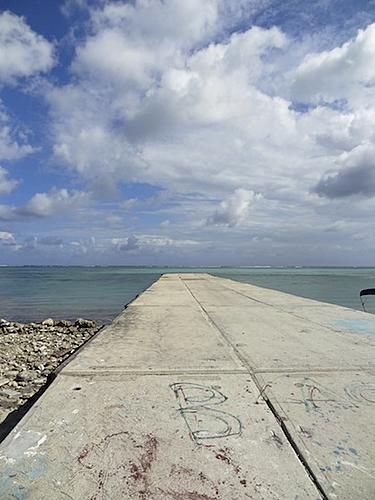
[170, 382, 242, 445]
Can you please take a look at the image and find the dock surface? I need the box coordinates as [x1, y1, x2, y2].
[1, 273, 375, 499]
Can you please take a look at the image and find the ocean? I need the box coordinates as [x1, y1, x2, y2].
[1, 266, 375, 324]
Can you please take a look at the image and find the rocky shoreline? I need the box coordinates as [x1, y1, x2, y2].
[0, 317, 100, 428]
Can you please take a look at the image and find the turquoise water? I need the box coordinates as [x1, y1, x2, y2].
[0, 266, 374, 323]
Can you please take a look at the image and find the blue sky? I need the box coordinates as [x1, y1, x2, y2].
[1, 0, 375, 265]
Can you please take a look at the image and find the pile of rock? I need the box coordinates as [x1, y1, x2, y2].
[0, 317, 99, 426]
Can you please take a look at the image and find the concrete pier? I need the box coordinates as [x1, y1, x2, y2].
[1, 273, 374, 499]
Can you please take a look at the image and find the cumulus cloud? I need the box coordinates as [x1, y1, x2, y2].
[0, 11, 54, 85]
[121, 198, 138, 210]
[119, 235, 139, 252]
[68, 237, 96, 255]
[111, 234, 199, 253]
[0, 167, 18, 194]
[0, 102, 34, 160]
[60, 0, 92, 17]
[40, 1, 375, 268]
[314, 143, 375, 198]
[90, 0, 219, 49]
[139, 235, 200, 248]
[0, 230, 15, 245]
[206, 189, 260, 227]
[292, 23, 375, 104]
[0, 204, 13, 220]
[0, 188, 90, 220]
[48, 2, 294, 195]
[2, 1, 375, 264]
[0, 128, 32, 160]
[19, 188, 89, 217]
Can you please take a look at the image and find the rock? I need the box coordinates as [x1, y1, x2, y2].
[0, 377, 9, 387]
[0, 388, 21, 399]
[42, 318, 55, 326]
[20, 392, 34, 400]
[33, 377, 47, 385]
[0, 397, 19, 409]
[16, 370, 37, 382]
[75, 318, 96, 329]
[56, 320, 71, 327]
[0, 316, 100, 426]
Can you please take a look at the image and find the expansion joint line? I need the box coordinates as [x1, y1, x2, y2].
[261, 396, 328, 500]
[180, 277, 329, 500]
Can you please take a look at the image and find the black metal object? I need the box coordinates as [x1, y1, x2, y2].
[360, 288, 375, 311]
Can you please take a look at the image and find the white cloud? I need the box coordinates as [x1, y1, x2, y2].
[0, 11, 54, 85]
[314, 143, 375, 198]
[0, 188, 90, 220]
[112, 234, 139, 252]
[0, 166, 18, 194]
[292, 23, 375, 104]
[48, 10, 295, 196]
[0, 204, 13, 220]
[120, 198, 138, 210]
[91, 0, 219, 49]
[106, 214, 123, 225]
[0, 125, 33, 160]
[111, 234, 199, 253]
[19, 188, 89, 217]
[0, 102, 34, 160]
[0, 230, 15, 245]
[206, 188, 261, 227]
[139, 235, 200, 248]
[60, 0, 92, 17]
[68, 237, 96, 255]
[16, 1, 374, 265]
[297, 106, 375, 154]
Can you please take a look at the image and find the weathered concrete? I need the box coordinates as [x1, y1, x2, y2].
[1, 273, 374, 499]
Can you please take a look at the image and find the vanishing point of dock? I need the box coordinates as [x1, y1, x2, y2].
[0, 273, 374, 499]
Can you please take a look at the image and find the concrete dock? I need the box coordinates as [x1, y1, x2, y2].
[0, 273, 374, 499]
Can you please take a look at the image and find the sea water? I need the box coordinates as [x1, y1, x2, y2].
[0, 266, 374, 323]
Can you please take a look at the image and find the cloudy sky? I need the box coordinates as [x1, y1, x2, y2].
[0, 0, 375, 266]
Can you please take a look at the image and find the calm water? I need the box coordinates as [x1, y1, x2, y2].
[0, 266, 375, 324]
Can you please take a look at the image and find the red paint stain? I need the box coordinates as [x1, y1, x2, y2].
[214, 447, 246, 487]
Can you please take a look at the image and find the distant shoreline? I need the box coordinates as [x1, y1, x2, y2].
[1, 264, 375, 268]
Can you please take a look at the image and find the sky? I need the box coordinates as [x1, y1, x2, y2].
[0, 0, 375, 266]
